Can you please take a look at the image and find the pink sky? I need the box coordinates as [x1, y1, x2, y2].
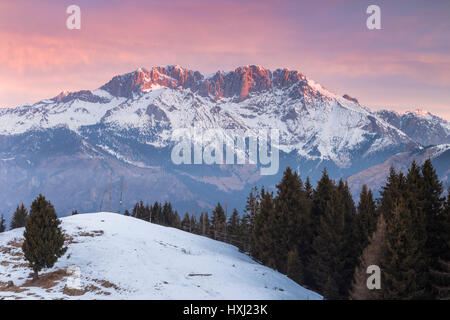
[1, 0, 449, 119]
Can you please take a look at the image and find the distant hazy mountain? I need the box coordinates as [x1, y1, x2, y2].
[347, 144, 450, 199]
[375, 109, 449, 146]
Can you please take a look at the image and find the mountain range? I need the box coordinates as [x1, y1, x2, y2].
[0, 65, 449, 221]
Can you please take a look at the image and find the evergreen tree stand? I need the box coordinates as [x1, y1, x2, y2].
[22, 194, 67, 281]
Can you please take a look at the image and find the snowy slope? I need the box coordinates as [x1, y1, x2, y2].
[0, 212, 321, 300]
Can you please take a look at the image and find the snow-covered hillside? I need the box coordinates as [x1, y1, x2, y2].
[0, 212, 321, 300]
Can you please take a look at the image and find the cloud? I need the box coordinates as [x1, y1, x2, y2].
[0, 0, 449, 120]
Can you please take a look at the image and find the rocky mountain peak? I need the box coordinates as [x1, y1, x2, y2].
[343, 94, 359, 104]
[98, 65, 325, 102]
[99, 66, 204, 98]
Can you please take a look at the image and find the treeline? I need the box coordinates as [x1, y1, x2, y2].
[126, 160, 450, 300]
[1, 203, 71, 233]
[0, 203, 29, 232]
[127, 200, 244, 247]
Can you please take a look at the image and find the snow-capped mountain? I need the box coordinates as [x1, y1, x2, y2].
[0, 65, 413, 166]
[0, 65, 447, 219]
[0, 212, 322, 300]
[376, 109, 450, 146]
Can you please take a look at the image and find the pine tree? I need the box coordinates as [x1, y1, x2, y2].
[356, 185, 377, 251]
[239, 213, 251, 252]
[132, 201, 149, 221]
[0, 214, 6, 233]
[190, 214, 198, 234]
[310, 189, 347, 299]
[162, 202, 173, 226]
[144, 204, 151, 222]
[337, 180, 359, 297]
[382, 198, 426, 299]
[421, 159, 447, 298]
[211, 203, 226, 240]
[404, 161, 429, 297]
[311, 169, 335, 237]
[429, 188, 450, 299]
[244, 186, 260, 254]
[431, 258, 450, 300]
[199, 212, 211, 238]
[10, 203, 28, 230]
[307, 169, 335, 290]
[421, 160, 445, 261]
[352, 184, 378, 296]
[253, 190, 277, 268]
[379, 167, 406, 222]
[323, 276, 340, 300]
[124, 209, 130, 216]
[350, 214, 386, 300]
[172, 211, 181, 229]
[405, 161, 427, 234]
[304, 177, 313, 200]
[287, 248, 304, 284]
[181, 212, 191, 232]
[199, 213, 209, 235]
[227, 209, 240, 245]
[274, 167, 311, 275]
[244, 186, 260, 228]
[132, 202, 139, 218]
[151, 202, 161, 224]
[205, 212, 212, 238]
[22, 195, 67, 280]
